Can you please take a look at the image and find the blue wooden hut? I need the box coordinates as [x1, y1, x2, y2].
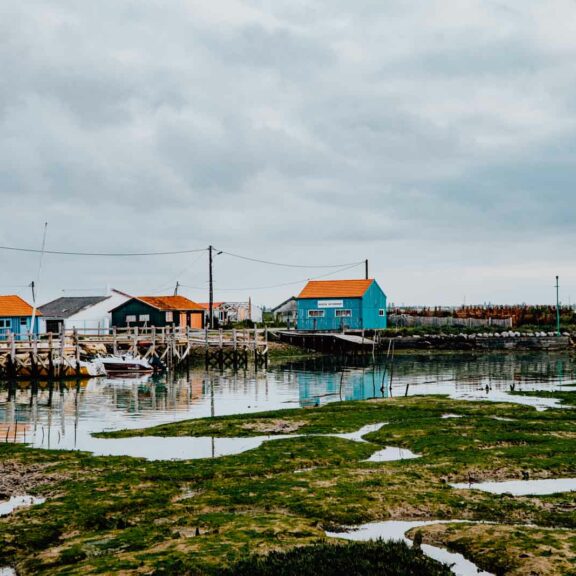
[296, 279, 387, 331]
[0, 295, 41, 340]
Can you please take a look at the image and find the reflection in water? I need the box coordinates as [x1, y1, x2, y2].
[365, 446, 420, 462]
[451, 478, 576, 496]
[326, 520, 494, 576]
[0, 496, 46, 517]
[0, 352, 574, 456]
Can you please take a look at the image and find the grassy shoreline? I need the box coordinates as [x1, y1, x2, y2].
[1, 392, 575, 575]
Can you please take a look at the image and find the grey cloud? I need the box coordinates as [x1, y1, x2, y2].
[1, 0, 576, 305]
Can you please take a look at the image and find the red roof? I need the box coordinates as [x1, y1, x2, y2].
[136, 295, 204, 311]
[197, 302, 224, 310]
[298, 279, 374, 299]
[0, 295, 41, 317]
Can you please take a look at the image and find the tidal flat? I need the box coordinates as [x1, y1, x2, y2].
[0, 391, 575, 575]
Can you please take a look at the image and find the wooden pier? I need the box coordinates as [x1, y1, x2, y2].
[274, 330, 377, 356]
[0, 326, 269, 380]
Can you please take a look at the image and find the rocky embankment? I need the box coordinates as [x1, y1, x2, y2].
[387, 332, 573, 351]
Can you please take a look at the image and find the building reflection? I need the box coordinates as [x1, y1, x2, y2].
[0, 352, 573, 451]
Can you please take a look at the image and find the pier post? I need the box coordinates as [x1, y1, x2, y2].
[232, 329, 238, 369]
[8, 331, 16, 379]
[58, 323, 66, 378]
[48, 332, 54, 381]
[74, 327, 81, 377]
[204, 325, 209, 370]
[218, 329, 224, 369]
[30, 332, 39, 379]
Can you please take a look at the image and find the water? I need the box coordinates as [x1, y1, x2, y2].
[44, 424, 402, 461]
[326, 520, 494, 576]
[0, 495, 45, 517]
[451, 478, 576, 496]
[0, 352, 574, 458]
[0, 495, 45, 574]
[365, 446, 420, 462]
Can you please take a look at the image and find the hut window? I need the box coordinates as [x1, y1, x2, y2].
[126, 315, 136, 323]
[308, 310, 325, 318]
[165, 312, 174, 322]
[0, 319, 8, 328]
[335, 310, 352, 317]
[20, 318, 28, 325]
[379, 309, 386, 317]
[139, 314, 150, 322]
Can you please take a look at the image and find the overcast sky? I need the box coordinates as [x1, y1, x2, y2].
[1, 0, 575, 308]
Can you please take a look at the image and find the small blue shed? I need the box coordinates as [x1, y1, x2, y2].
[0, 295, 41, 340]
[296, 279, 387, 331]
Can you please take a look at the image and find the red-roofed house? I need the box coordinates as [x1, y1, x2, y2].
[296, 279, 387, 331]
[110, 295, 205, 329]
[0, 295, 41, 339]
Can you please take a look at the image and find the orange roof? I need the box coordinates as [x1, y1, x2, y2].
[0, 295, 41, 317]
[197, 302, 224, 310]
[136, 295, 204, 311]
[298, 279, 374, 299]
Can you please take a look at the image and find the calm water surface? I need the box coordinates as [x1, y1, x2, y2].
[0, 352, 574, 457]
[327, 520, 494, 576]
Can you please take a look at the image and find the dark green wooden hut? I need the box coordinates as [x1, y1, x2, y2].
[110, 295, 205, 329]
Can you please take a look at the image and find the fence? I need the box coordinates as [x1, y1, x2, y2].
[388, 315, 513, 329]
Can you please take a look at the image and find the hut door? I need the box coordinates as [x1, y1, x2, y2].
[179, 313, 186, 329]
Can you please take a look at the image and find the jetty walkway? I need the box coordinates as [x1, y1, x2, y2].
[0, 326, 269, 380]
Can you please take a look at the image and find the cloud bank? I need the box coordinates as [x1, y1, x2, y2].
[1, 0, 575, 306]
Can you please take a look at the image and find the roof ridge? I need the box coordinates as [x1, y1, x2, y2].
[297, 279, 375, 299]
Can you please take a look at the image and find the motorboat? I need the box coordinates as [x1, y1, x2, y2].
[99, 354, 153, 375]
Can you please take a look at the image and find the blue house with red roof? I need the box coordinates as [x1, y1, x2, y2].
[296, 279, 387, 331]
[0, 295, 41, 340]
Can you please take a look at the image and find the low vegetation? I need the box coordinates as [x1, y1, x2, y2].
[1, 391, 575, 575]
[222, 540, 453, 576]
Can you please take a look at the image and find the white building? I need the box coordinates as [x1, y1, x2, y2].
[39, 289, 131, 333]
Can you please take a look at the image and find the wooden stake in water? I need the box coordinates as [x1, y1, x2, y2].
[380, 338, 392, 395]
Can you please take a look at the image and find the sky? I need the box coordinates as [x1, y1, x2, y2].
[1, 0, 575, 308]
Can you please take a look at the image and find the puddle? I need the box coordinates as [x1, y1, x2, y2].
[326, 520, 494, 576]
[329, 422, 387, 442]
[442, 414, 464, 419]
[0, 569, 15, 576]
[294, 467, 318, 474]
[451, 478, 576, 496]
[490, 416, 515, 422]
[82, 434, 300, 460]
[87, 423, 391, 460]
[365, 447, 420, 462]
[0, 495, 45, 517]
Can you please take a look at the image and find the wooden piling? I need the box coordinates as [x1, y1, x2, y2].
[74, 327, 81, 378]
[58, 323, 66, 379]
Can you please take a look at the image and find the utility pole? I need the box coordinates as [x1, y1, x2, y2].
[173, 281, 179, 296]
[365, 259, 369, 280]
[555, 275, 560, 336]
[209, 245, 214, 329]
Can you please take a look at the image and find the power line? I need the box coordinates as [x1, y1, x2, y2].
[180, 262, 364, 292]
[147, 252, 207, 294]
[0, 243, 362, 269]
[0, 245, 208, 257]
[215, 248, 364, 269]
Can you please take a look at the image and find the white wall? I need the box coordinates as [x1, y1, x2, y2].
[64, 291, 131, 332]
